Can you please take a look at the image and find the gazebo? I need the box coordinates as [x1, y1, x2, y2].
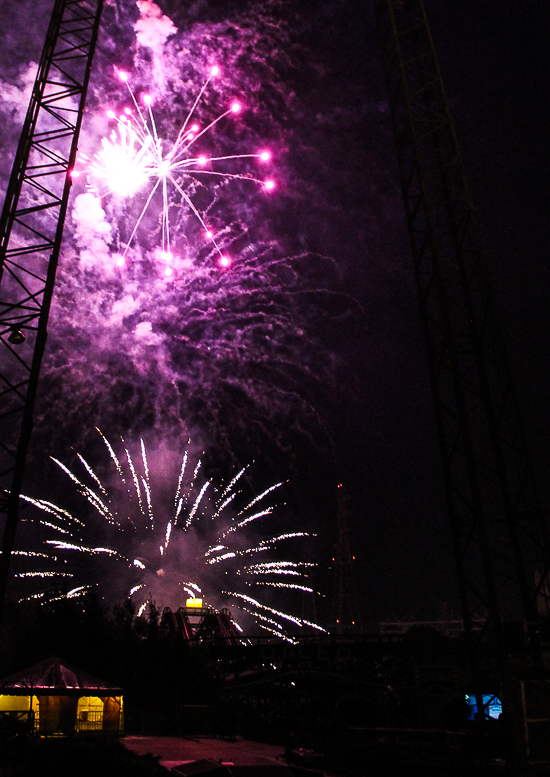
[0, 656, 123, 734]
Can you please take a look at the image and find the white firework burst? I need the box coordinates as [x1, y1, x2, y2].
[16, 431, 324, 640]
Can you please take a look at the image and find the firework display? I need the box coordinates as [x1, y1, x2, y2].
[0, 0, 354, 636]
[22, 0, 339, 468]
[0, 0, 540, 659]
[73, 65, 274, 270]
[15, 432, 324, 640]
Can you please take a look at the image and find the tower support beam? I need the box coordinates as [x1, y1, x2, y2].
[0, 0, 104, 622]
[374, 0, 550, 764]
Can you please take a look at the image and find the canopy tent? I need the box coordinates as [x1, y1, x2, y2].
[0, 656, 123, 734]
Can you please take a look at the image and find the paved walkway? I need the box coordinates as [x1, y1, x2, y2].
[123, 735, 286, 771]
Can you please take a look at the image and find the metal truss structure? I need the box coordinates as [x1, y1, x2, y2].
[374, 0, 550, 693]
[0, 0, 104, 619]
[161, 605, 240, 645]
[330, 484, 363, 634]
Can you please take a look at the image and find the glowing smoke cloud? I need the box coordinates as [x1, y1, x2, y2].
[24, 0, 339, 469]
[16, 433, 324, 640]
[134, 0, 177, 53]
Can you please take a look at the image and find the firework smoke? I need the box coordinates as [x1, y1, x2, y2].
[0, 0, 369, 590]
[15, 432, 324, 639]
[3, 0, 345, 477]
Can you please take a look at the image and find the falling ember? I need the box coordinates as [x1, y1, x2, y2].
[15, 433, 325, 639]
[73, 68, 276, 269]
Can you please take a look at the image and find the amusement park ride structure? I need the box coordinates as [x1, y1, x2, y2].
[374, 0, 550, 653]
[374, 0, 550, 767]
[160, 600, 240, 645]
[0, 0, 104, 624]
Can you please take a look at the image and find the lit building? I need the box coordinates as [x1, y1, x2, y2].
[0, 656, 123, 735]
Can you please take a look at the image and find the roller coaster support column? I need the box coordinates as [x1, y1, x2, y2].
[374, 0, 550, 770]
[0, 0, 104, 625]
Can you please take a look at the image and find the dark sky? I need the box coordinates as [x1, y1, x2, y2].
[1, 0, 549, 628]
[328, 0, 550, 624]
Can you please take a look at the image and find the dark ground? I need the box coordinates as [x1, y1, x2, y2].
[0, 733, 522, 777]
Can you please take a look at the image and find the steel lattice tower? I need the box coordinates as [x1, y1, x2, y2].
[330, 484, 363, 634]
[0, 0, 104, 621]
[374, 0, 550, 735]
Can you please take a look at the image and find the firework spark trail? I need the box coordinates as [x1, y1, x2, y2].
[260, 532, 311, 545]
[214, 466, 247, 516]
[227, 592, 306, 629]
[253, 582, 313, 593]
[77, 454, 107, 495]
[15, 572, 72, 578]
[16, 434, 325, 639]
[186, 480, 209, 528]
[241, 561, 315, 577]
[97, 430, 125, 482]
[175, 450, 188, 508]
[141, 439, 150, 483]
[20, 495, 84, 529]
[221, 508, 274, 538]
[239, 482, 283, 514]
[45, 542, 119, 558]
[142, 478, 154, 527]
[50, 458, 113, 524]
[124, 446, 144, 517]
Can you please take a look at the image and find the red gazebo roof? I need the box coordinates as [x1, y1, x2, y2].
[0, 656, 122, 695]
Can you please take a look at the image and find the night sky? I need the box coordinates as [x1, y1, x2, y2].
[0, 0, 548, 628]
